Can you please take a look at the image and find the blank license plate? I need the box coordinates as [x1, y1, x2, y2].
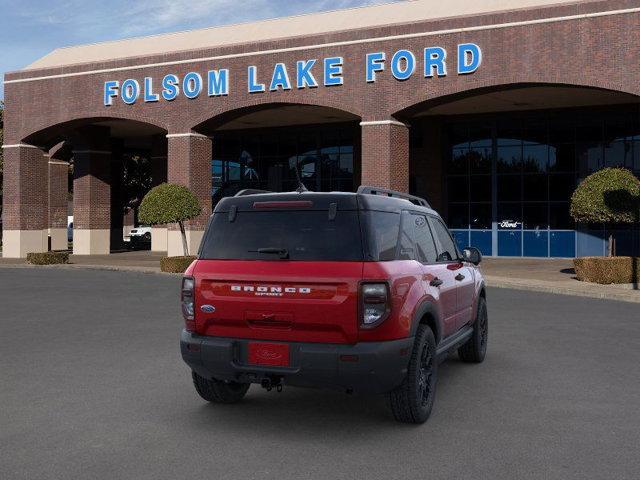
[248, 342, 290, 367]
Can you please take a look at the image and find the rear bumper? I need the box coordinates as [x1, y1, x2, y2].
[181, 330, 414, 394]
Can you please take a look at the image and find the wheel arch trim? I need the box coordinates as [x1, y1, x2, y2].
[410, 300, 442, 344]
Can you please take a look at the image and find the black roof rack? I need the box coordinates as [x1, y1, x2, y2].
[357, 185, 431, 208]
[234, 189, 272, 197]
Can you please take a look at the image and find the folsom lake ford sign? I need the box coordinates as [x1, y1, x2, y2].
[103, 43, 482, 106]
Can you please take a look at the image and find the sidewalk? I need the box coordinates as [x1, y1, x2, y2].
[0, 251, 167, 274]
[1, 251, 639, 303]
[481, 258, 640, 303]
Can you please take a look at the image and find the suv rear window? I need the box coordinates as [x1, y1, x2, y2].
[200, 211, 364, 261]
[361, 211, 401, 261]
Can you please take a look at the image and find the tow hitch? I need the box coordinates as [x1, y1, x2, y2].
[260, 376, 284, 392]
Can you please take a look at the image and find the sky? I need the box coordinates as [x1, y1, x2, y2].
[0, 0, 400, 100]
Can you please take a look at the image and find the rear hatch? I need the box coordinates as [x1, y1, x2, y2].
[193, 194, 364, 344]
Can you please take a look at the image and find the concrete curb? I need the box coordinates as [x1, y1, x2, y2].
[485, 275, 640, 304]
[0, 263, 178, 276]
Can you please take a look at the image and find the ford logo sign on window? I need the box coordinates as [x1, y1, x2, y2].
[499, 220, 521, 229]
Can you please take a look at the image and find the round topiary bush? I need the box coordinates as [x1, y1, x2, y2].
[139, 183, 202, 256]
[570, 168, 640, 224]
[570, 168, 640, 256]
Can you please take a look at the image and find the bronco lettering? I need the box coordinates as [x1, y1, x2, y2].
[230, 285, 312, 295]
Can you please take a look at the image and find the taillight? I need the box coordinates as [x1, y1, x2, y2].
[360, 282, 390, 328]
[181, 276, 195, 331]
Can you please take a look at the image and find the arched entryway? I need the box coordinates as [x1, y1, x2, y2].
[398, 84, 640, 258]
[3, 117, 167, 257]
[193, 103, 361, 206]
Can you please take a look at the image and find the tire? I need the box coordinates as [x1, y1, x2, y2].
[458, 296, 488, 363]
[191, 371, 250, 404]
[388, 325, 437, 424]
[144, 232, 151, 241]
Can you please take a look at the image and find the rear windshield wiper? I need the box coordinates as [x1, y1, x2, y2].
[249, 247, 289, 259]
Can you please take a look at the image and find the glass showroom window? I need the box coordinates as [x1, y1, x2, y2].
[446, 123, 493, 256]
[211, 125, 357, 206]
[445, 106, 640, 258]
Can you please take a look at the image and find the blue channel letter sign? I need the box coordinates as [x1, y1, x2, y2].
[103, 43, 482, 106]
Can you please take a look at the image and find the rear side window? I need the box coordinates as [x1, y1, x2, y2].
[362, 211, 401, 261]
[413, 214, 438, 263]
[398, 211, 416, 261]
[200, 211, 363, 261]
[428, 217, 459, 262]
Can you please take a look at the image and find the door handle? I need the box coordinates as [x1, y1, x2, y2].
[430, 277, 443, 287]
[455, 273, 465, 281]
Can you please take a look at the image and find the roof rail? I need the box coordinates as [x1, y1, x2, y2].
[357, 185, 431, 208]
[234, 189, 272, 197]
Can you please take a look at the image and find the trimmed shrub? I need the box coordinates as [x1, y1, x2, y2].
[570, 168, 640, 224]
[27, 251, 70, 265]
[139, 183, 202, 256]
[160, 256, 196, 273]
[571, 168, 640, 256]
[574, 256, 640, 284]
[139, 183, 201, 225]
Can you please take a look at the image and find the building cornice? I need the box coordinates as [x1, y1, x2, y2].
[4, 6, 639, 85]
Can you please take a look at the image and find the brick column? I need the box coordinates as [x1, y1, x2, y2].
[360, 120, 410, 192]
[166, 132, 212, 257]
[150, 134, 168, 252]
[110, 147, 125, 251]
[48, 159, 69, 251]
[48, 143, 71, 252]
[1, 144, 49, 258]
[72, 127, 112, 255]
[151, 134, 168, 186]
[409, 118, 444, 212]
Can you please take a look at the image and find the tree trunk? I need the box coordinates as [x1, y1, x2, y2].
[608, 234, 614, 257]
[178, 221, 189, 256]
[634, 210, 639, 290]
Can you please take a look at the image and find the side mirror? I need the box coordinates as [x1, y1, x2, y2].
[462, 247, 482, 266]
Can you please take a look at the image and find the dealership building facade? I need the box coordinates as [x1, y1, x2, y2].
[3, 0, 640, 258]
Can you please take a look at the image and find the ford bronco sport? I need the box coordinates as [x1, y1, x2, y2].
[180, 186, 487, 423]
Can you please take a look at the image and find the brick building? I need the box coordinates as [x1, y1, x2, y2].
[2, 0, 640, 258]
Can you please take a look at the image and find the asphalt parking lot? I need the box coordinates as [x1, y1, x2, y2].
[1, 268, 639, 480]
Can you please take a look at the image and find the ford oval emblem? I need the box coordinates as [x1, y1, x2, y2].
[200, 305, 216, 313]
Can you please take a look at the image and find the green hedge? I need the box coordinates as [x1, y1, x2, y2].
[160, 256, 196, 273]
[27, 251, 70, 265]
[574, 256, 640, 284]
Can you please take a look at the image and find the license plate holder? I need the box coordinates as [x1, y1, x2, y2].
[247, 342, 290, 367]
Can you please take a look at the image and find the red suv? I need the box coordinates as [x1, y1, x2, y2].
[180, 186, 487, 423]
